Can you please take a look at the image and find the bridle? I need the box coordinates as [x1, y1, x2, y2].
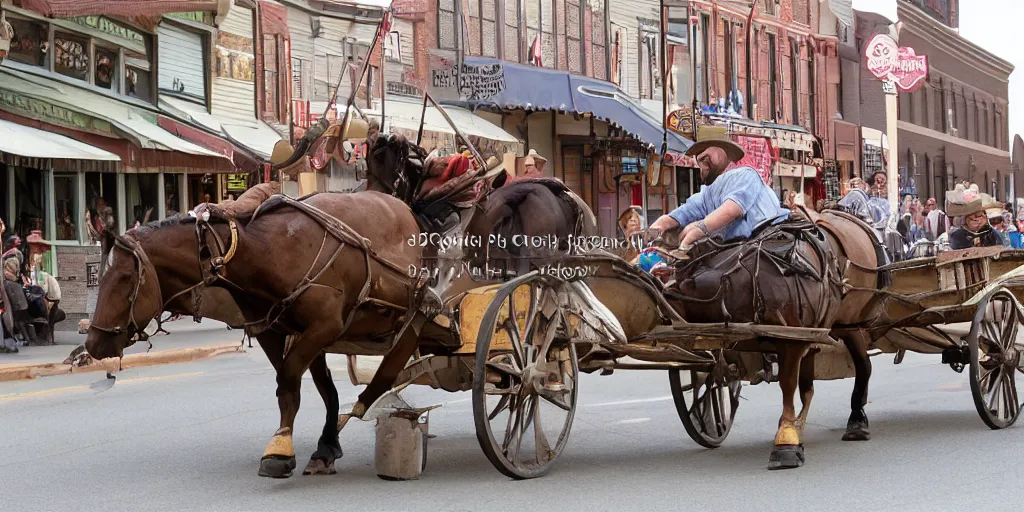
[88, 233, 156, 345]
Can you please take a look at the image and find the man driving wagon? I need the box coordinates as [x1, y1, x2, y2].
[648, 136, 790, 251]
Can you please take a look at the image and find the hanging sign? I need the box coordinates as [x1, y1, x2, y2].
[864, 34, 928, 93]
[666, 107, 693, 135]
[730, 135, 774, 186]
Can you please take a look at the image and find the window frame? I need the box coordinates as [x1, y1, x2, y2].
[261, 33, 287, 123]
[3, 11, 156, 106]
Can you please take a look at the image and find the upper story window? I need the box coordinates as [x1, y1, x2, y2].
[53, 32, 89, 81]
[588, 0, 607, 80]
[524, 0, 554, 67]
[6, 18, 48, 67]
[438, 0, 457, 50]
[5, 14, 155, 104]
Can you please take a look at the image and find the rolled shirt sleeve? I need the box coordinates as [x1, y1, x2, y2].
[667, 190, 707, 227]
[720, 169, 763, 214]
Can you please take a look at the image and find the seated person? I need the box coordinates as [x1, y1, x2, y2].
[949, 207, 1004, 250]
[649, 136, 790, 252]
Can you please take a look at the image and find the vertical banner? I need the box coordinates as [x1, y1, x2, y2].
[264, 163, 271, 183]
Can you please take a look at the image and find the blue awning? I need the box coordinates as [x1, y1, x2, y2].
[444, 57, 692, 155]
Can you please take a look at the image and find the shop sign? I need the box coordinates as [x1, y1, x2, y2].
[226, 173, 248, 191]
[429, 53, 505, 102]
[865, 34, 928, 93]
[666, 108, 687, 134]
[69, 16, 146, 49]
[0, 90, 111, 133]
[86, 262, 100, 287]
[387, 80, 422, 97]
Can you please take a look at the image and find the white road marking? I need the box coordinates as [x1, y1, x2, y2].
[618, 417, 651, 424]
[582, 396, 673, 408]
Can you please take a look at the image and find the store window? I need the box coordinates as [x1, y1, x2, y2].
[53, 174, 79, 241]
[95, 47, 118, 90]
[54, 32, 90, 82]
[6, 18, 48, 67]
[163, 173, 182, 218]
[125, 49, 154, 103]
[126, 174, 159, 227]
[13, 168, 47, 240]
[188, 174, 217, 209]
[85, 172, 118, 235]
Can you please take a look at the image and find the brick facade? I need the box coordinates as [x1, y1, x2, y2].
[54, 245, 101, 330]
[892, 1, 1014, 203]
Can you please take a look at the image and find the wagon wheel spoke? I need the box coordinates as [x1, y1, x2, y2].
[688, 372, 710, 433]
[505, 293, 526, 368]
[533, 398, 553, 464]
[502, 394, 528, 459]
[488, 394, 512, 421]
[520, 285, 542, 363]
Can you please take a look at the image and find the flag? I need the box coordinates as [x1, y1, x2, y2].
[530, 34, 542, 66]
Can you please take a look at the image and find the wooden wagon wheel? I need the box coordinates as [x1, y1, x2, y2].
[966, 288, 1024, 430]
[472, 272, 579, 479]
[668, 351, 741, 448]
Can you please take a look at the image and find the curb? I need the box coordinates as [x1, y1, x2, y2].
[0, 343, 246, 383]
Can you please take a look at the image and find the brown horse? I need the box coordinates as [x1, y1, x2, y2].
[85, 191, 423, 479]
[85, 130, 596, 479]
[664, 206, 884, 469]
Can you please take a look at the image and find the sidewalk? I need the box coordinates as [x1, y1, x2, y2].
[0, 319, 247, 382]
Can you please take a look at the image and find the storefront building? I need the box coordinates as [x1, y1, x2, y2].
[0, 3, 234, 324]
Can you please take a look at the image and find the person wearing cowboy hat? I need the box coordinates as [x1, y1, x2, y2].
[520, 149, 547, 179]
[947, 189, 1004, 250]
[649, 136, 790, 251]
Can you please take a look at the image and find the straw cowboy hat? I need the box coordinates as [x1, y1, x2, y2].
[523, 149, 547, 167]
[945, 183, 1003, 217]
[684, 135, 745, 163]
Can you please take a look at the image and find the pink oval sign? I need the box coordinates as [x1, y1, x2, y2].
[865, 34, 929, 93]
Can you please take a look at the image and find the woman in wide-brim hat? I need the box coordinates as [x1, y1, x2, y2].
[947, 190, 1004, 250]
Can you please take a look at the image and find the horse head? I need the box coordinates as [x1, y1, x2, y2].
[365, 128, 428, 204]
[85, 231, 164, 360]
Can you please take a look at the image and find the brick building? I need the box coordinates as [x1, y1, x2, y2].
[844, 0, 1015, 205]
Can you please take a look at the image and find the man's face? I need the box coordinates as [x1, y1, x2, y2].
[696, 147, 730, 186]
[926, 198, 936, 211]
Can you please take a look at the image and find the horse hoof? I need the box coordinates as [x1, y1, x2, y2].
[302, 458, 337, 476]
[258, 455, 297, 478]
[842, 429, 871, 441]
[768, 445, 805, 470]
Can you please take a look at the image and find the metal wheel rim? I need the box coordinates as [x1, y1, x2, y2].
[669, 355, 741, 448]
[968, 289, 1024, 430]
[472, 274, 579, 479]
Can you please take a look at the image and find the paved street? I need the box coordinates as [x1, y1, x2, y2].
[2, 348, 1022, 512]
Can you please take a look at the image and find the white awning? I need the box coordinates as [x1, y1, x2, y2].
[161, 96, 285, 159]
[118, 113, 223, 158]
[0, 118, 120, 161]
[852, 0, 898, 23]
[365, 99, 524, 155]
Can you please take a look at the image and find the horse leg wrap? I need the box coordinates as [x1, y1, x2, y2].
[263, 427, 295, 458]
[774, 422, 801, 446]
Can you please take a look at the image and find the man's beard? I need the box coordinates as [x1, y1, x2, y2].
[701, 167, 721, 186]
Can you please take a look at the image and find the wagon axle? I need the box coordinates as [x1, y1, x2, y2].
[941, 345, 971, 373]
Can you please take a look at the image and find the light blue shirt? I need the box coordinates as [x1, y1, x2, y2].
[668, 166, 790, 240]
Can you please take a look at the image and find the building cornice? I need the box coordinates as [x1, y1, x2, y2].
[897, 1, 1014, 80]
[898, 120, 1011, 159]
